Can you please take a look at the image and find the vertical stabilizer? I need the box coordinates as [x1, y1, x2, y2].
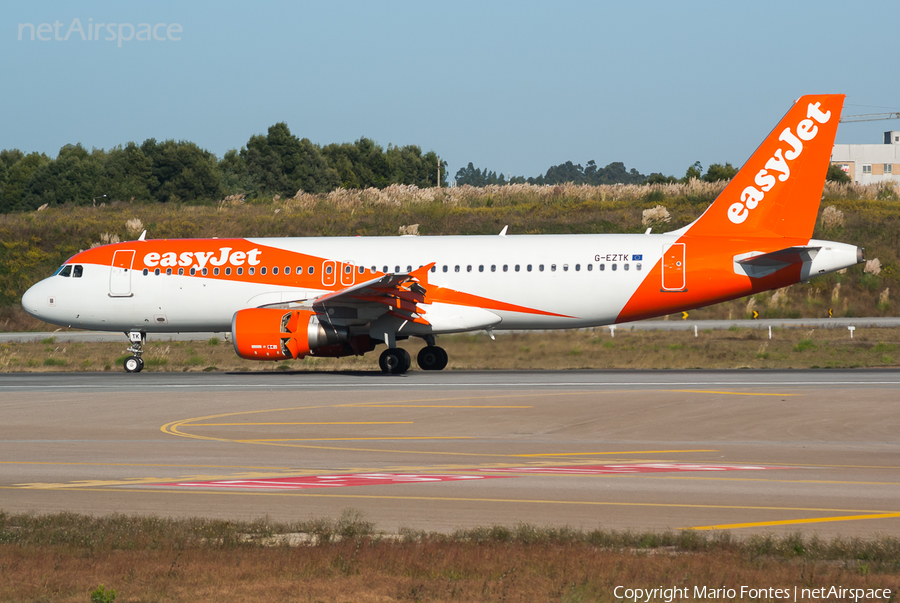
[683, 94, 844, 239]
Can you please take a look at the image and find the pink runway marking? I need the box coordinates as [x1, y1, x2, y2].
[157, 473, 512, 490]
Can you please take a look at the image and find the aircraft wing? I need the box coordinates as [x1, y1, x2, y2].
[308, 263, 434, 326]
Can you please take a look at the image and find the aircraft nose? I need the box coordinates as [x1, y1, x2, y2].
[21, 281, 45, 318]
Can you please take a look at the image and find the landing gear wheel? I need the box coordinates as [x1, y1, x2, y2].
[124, 356, 144, 373]
[417, 346, 448, 371]
[379, 348, 411, 374]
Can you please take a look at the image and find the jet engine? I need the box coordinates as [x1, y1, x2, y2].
[231, 308, 352, 360]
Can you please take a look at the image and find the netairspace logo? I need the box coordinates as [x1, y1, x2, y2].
[17, 18, 182, 48]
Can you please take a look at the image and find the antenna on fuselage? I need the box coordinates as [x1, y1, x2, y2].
[138, 230, 147, 241]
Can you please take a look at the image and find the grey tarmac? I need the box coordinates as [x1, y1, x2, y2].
[1, 369, 898, 537]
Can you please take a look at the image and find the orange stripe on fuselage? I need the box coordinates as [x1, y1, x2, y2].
[69, 239, 571, 319]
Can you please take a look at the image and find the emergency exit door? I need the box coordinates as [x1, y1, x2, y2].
[109, 250, 135, 297]
[661, 243, 686, 291]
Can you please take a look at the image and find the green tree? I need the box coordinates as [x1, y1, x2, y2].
[141, 139, 222, 202]
[702, 162, 739, 182]
[219, 149, 256, 196]
[682, 161, 703, 182]
[98, 142, 157, 202]
[826, 163, 851, 183]
[243, 123, 339, 196]
[24, 144, 104, 208]
[1, 152, 51, 211]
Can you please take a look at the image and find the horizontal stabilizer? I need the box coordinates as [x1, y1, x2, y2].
[736, 246, 820, 267]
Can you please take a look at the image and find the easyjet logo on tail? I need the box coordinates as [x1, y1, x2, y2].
[727, 102, 832, 225]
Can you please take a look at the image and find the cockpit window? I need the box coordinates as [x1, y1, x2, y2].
[58, 265, 72, 277]
[73, 265, 83, 278]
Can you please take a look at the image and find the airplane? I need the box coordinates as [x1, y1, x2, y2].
[21, 94, 863, 374]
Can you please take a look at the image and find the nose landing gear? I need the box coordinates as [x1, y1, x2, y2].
[124, 331, 145, 373]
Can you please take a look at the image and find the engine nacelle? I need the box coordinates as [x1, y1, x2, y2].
[231, 308, 349, 361]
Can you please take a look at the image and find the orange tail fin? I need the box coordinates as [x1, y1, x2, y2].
[683, 94, 844, 240]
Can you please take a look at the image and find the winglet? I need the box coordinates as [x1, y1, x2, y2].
[410, 262, 435, 288]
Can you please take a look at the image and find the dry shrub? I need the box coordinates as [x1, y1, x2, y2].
[865, 258, 882, 275]
[820, 205, 844, 228]
[124, 218, 143, 236]
[641, 205, 671, 226]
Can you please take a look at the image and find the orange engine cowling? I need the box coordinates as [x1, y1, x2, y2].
[231, 308, 349, 361]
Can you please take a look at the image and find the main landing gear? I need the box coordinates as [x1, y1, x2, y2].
[378, 336, 448, 375]
[124, 331, 145, 373]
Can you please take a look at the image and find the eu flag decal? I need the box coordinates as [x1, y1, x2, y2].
[633, 254, 643, 260]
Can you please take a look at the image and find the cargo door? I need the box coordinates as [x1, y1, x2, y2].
[661, 243, 686, 291]
[109, 250, 135, 297]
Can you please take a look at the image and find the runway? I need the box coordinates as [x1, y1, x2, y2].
[1, 370, 899, 537]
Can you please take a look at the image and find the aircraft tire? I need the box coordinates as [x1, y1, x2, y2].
[417, 346, 448, 371]
[124, 356, 143, 373]
[379, 348, 410, 374]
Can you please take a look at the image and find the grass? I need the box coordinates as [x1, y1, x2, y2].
[1, 327, 899, 372]
[0, 511, 897, 602]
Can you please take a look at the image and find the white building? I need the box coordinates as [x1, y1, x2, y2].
[831, 131, 900, 185]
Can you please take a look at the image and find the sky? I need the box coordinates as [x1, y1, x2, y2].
[2, 0, 899, 180]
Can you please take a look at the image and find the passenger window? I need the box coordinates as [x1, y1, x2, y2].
[213, 267, 219, 276]
[442, 265, 448, 272]
[344, 265, 351, 274]
[261, 267, 267, 275]
[155, 268, 161, 276]
[527, 264, 532, 272]
[479, 265, 484, 272]
[358, 266, 364, 274]
[491, 265, 496, 272]
[600, 264, 605, 271]
[612, 264, 617, 271]
[551, 264, 557, 272]
[637, 263, 642, 271]
[237, 267, 243, 275]
[503, 265, 508, 272]
[429, 266, 436, 273]
[189, 268, 195, 276]
[308, 266, 314, 275]
[539, 264, 544, 272]
[624, 263, 629, 271]
[455, 265, 460, 272]
[563, 264, 568, 272]
[249, 267, 255, 275]
[200, 268, 206, 276]
[575, 264, 580, 271]
[167, 268, 173, 276]
[587, 264, 593, 271]
[385, 266, 390, 273]
[515, 265, 520, 272]
[285, 266, 291, 275]
[299, 266, 304, 274]
[73, 265, 83, 278]
[178, 268, 184, 275]
[325, 265, 332, 275]
[225, 267, 231, 276]
[144, 268, 150, 276]
[395, 266, 400, 273]
[273, 267, 279, 275]
[467, 265, 472, 272]
[60, 265, 72, 277]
